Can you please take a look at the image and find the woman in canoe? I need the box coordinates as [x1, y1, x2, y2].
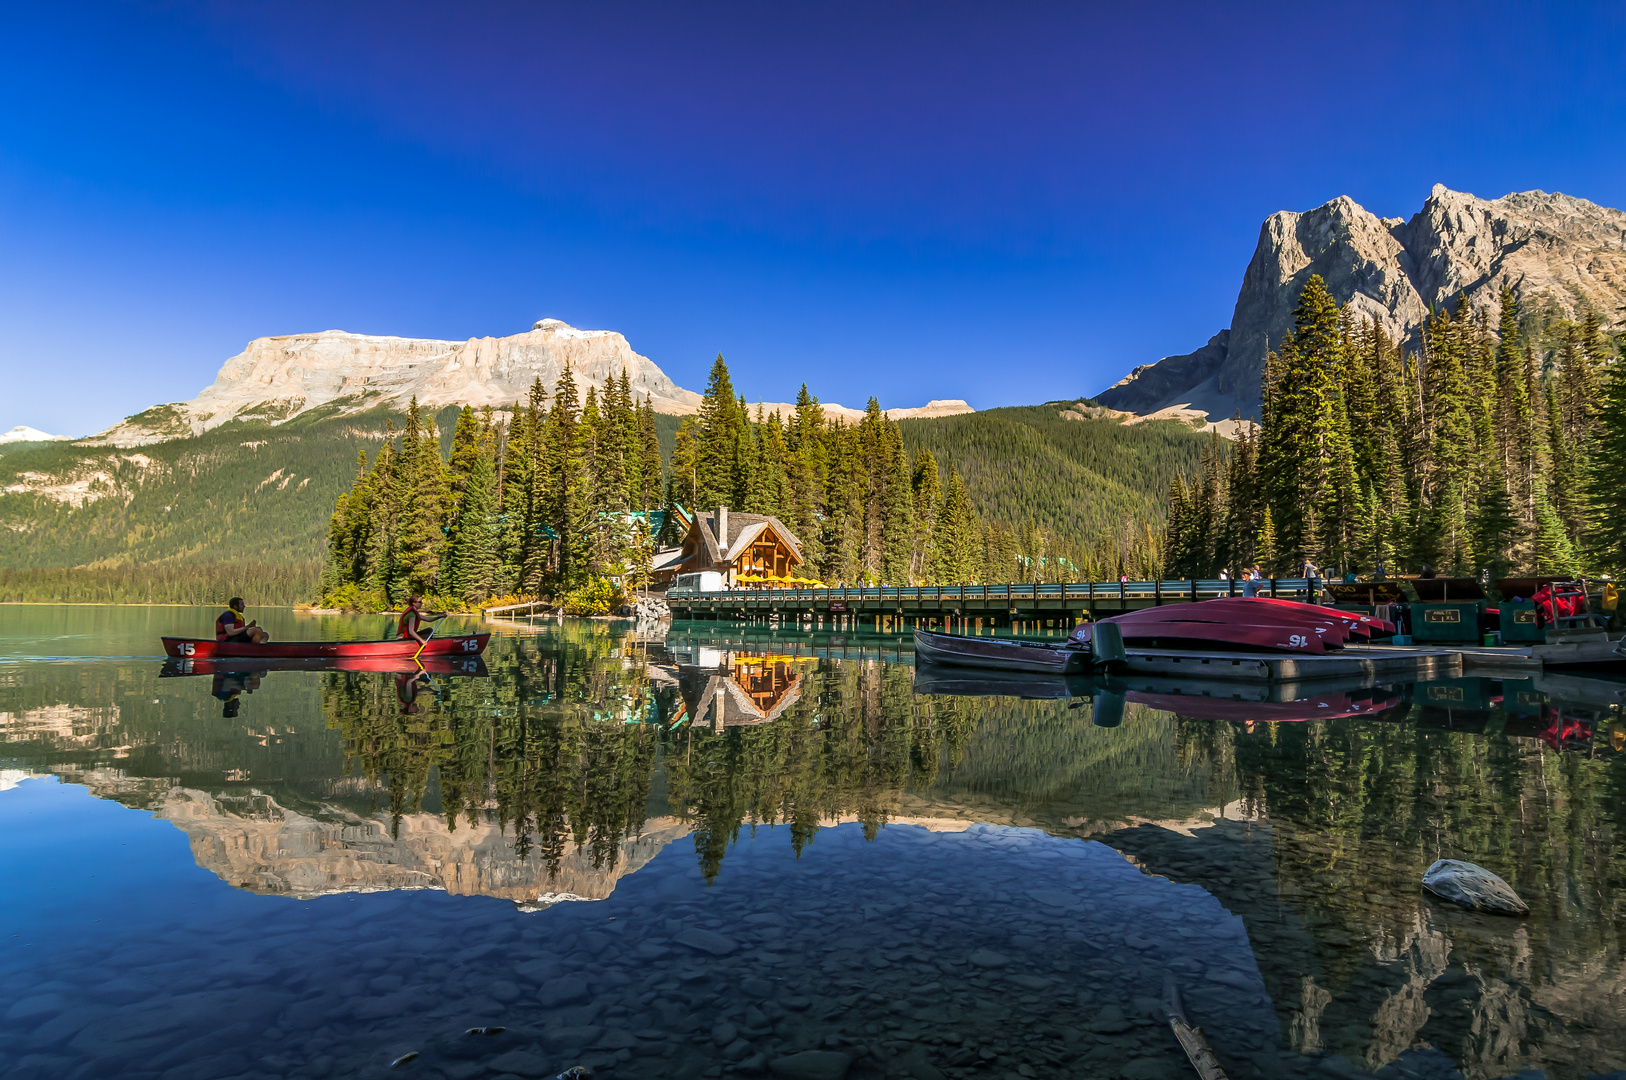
[398, 595, 447, 645]
[216, 598, 270, 644]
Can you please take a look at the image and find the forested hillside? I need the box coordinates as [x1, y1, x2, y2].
[899, 405, 1211, 544]
[1161, 274, 1626, 581]
[0, 360, 1213, 604]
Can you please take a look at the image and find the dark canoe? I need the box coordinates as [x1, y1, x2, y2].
[161, 634, 490, 660]
[911, 665, 1100, 699]
[161, 655, 489, 677]
[913, 628, 1090, 675]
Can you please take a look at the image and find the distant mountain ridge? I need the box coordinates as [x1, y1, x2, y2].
[1098, 184, 1626, 419]
[86, 317, 971, 448]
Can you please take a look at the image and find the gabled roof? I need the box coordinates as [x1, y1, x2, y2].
[692, 510, 804, 565]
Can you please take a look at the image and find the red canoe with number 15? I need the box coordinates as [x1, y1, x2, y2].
[161, 634, 490, 659]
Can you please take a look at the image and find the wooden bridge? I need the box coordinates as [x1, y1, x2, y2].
[664, 578, 1329, 631]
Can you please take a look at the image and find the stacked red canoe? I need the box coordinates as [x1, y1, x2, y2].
[1085, 598, 1394, 655]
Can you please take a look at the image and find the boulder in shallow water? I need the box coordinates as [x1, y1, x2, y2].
[1422, 859, 1529, 915]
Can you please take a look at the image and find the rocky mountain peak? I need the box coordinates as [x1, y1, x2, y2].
[1098, 185, 1626, 419]
[82, 317, 975, 448]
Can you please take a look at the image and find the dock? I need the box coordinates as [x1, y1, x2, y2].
[1122, 644, 1464, 683]
[664, 578, 1327, 630]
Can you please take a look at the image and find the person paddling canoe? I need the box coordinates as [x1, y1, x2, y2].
[216, 597, 270, 644]
[398, 595, 447, 645]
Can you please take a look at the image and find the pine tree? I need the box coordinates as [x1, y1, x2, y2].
[1163, 474, 1191, 578]
[909, 449, 941, 584]
[668, 417, 698, 513]
[637, 396, 663, 513]
[546, 364, 586, 585]
[1585, 351, 1626, 572]
[402, 412, 449, 595]
[787, 385, 826, 570]
[1260, 275, 1341, 564]
[1256, 506, 1277, 575]
[443, 440, 501, 605]
[932, 467, 979, 584]
[1470, 460, 1518, 583]
[364, 425, 405, 604]
[880, 422, 913, 584]
[694, 355, 740, 510]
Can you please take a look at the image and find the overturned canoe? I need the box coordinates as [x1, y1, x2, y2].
[161, 634, 490, 660]
[1107, 607, 1347, 649]
[1091, 613, 1331, 654]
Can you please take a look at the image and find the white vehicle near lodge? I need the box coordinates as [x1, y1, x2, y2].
[667, 571, 725, 597]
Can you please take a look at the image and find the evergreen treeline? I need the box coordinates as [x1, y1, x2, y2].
[323, 355, 1204, 607]
[321, 370, 665, 611]
[1164, 275, 1626, 581]
[663, 360, 1186, 586]
[0, 560, 321, 605]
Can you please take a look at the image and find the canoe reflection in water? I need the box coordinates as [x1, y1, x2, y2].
[161, 654, 490, 717]
[911, 665, 1405, 727]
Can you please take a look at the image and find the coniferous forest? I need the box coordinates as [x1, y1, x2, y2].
[319, 356, 1208, 611]
[1163, 275, 1626, 583]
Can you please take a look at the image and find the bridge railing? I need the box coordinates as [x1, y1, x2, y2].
[668, 578, 1325, 603]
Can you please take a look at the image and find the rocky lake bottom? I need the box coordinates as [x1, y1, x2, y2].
[3, 607, 1626, 1080]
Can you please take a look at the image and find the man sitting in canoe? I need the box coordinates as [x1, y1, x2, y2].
[216, 598, 270, 644]
[398, 595, 446, 645]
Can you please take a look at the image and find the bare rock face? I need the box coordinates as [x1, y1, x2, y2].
[1098, 185, 1626, 419]
[83, 318, 975, 447]
[1421, 858, 1529, 916]
[86, 319, 703, 447]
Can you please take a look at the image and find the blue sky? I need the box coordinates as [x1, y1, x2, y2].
[4, 1, 1626, 436]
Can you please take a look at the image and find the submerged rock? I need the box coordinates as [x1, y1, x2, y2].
[1422, 859, 1529, 915]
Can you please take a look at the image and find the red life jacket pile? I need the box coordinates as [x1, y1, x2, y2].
[1531, 583, 1586, 626]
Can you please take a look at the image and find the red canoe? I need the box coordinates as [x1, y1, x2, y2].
[161, 634, 490, 660]
[1126, 688, 1403, 723]
[1106, 618, 1330, 654]
[1108, 605, 1350, 648]
[1239, 596, 1395, 635]
[162, 655, 489, 676]
[1121, 598, 1368, 641]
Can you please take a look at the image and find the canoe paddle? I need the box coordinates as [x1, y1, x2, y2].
[412, 614, 450, 662]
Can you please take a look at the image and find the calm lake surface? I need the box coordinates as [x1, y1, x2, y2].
[3, 606, 1625, 1080]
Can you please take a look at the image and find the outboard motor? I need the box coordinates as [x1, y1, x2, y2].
[1090, 621, 1127, 671]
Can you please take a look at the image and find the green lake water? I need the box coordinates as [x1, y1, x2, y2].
[2, 605, 1624, 1080]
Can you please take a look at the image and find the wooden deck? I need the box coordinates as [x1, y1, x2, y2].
[665, 578, 1331, 628]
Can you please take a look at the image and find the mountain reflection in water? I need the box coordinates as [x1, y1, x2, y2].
[4, 609, 1626, 1078]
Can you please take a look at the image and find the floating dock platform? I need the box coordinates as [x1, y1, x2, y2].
[1122, 645, 1464, 684]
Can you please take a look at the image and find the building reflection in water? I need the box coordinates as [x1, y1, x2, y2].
[8, 623, 1626, 1079]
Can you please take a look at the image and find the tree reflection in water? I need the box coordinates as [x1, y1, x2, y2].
[321, 628, 984, 884]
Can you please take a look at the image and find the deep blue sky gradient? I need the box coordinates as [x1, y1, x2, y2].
[5, 1, 1626, 435]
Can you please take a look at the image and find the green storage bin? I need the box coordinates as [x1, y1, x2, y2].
[1500, 600, 1547, 644]
[1412, 601, 1483, 643]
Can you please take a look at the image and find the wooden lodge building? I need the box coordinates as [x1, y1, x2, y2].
[652, 505, 806, 588]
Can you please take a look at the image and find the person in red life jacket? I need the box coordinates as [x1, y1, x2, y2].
[398, 595, 444, 645]
[216, 597, 269, 644]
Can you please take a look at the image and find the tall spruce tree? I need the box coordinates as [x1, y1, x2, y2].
[1585, 351, 1626, 572]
